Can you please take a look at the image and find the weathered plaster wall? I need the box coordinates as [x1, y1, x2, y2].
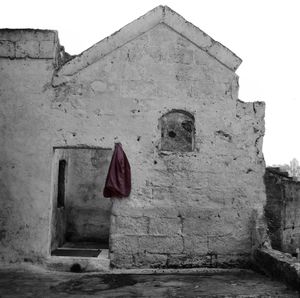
[0, 6, 266, 268]
[0, 29, 59, 262]
[264, 168, 300, 254]
[53, 23, 265, 268]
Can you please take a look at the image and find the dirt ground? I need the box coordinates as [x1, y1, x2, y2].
[0, 267, 298, 297]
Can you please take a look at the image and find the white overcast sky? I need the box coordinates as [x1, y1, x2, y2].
[1, 0, 299, 166]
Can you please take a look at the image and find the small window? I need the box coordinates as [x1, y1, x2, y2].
[160, 110, 195, 152]
[57, 160, 66, 208]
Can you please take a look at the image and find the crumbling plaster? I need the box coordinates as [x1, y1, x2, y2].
[0, 6, 266, 268]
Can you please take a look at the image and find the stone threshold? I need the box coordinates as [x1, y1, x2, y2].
[45, 249, 110, 272]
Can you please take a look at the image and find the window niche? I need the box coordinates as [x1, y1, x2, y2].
[160, 110, 195, 152]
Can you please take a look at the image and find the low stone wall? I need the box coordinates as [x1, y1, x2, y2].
[0, 29, 58, 59]
[253, 247, 300, 290]
[109, 211, 253, 269]
[264, 167, 300, 254]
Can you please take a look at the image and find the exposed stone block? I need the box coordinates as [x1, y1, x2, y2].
[39, 40, 55, 58]
[110, 235, 139, 254]
[139, 235, 183, 253]
[15, 40, 40, 58]
[214, 253, 251, 268]
[149, 217, 181, 236]
[0, 30, 23, 41]
[167, 254, 211, 268]
[182, 208, 240, 231]
[0, 29, 58, 60]
[142, 205, 180, 219]
[0, 29, 56, 42]
[184, 235, 208, 254]
[134, 252, 167, 268]
[167, 252, 250, 269]
[111, 200, 179, 218]
[183, 218, 210, 236]
[111, 215, 148, 235]
[0, 40, 15, 57]
[110, 252, 134, 268]
[152, 186, 210, 204]
[208, 234, 252, 254]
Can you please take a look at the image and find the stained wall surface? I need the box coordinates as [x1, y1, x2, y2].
[264, 168, 300, 254]
[0, 29, 60, 262]
[0, 6, 266, 268]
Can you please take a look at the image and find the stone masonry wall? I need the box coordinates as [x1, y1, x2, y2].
[53, 23, 265, 268]
[264, 168, 300, 255]
[0, 7, 266, 268]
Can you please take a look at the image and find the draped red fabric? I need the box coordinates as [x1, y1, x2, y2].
[103, 143, 131, 198]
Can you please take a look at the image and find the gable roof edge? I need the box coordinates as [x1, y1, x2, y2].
[53, 5, 242, 86]
[163, 6, 242, 71]
[53, 5, 164, 86]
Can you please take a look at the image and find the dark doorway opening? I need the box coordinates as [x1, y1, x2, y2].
[57, 160, 66, 208]
[51, 147, 113, 258]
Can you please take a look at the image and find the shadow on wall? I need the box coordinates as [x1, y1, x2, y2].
[251, 168, 300, 291]
[264, 167, 300, 255]
[51, 147, 113, 253]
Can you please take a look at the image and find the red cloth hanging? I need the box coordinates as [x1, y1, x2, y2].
[103, 143, 131, 198]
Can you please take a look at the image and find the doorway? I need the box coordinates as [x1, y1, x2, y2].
[50, 147, 112, 258]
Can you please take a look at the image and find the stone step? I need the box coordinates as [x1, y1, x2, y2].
[45, 249, 110, 272]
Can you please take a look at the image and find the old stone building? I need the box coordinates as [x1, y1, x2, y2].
[0, 6, 266, 270]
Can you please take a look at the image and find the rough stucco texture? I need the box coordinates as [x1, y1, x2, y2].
[0, 30, 58, 262]
[0, 23, 266, 268]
